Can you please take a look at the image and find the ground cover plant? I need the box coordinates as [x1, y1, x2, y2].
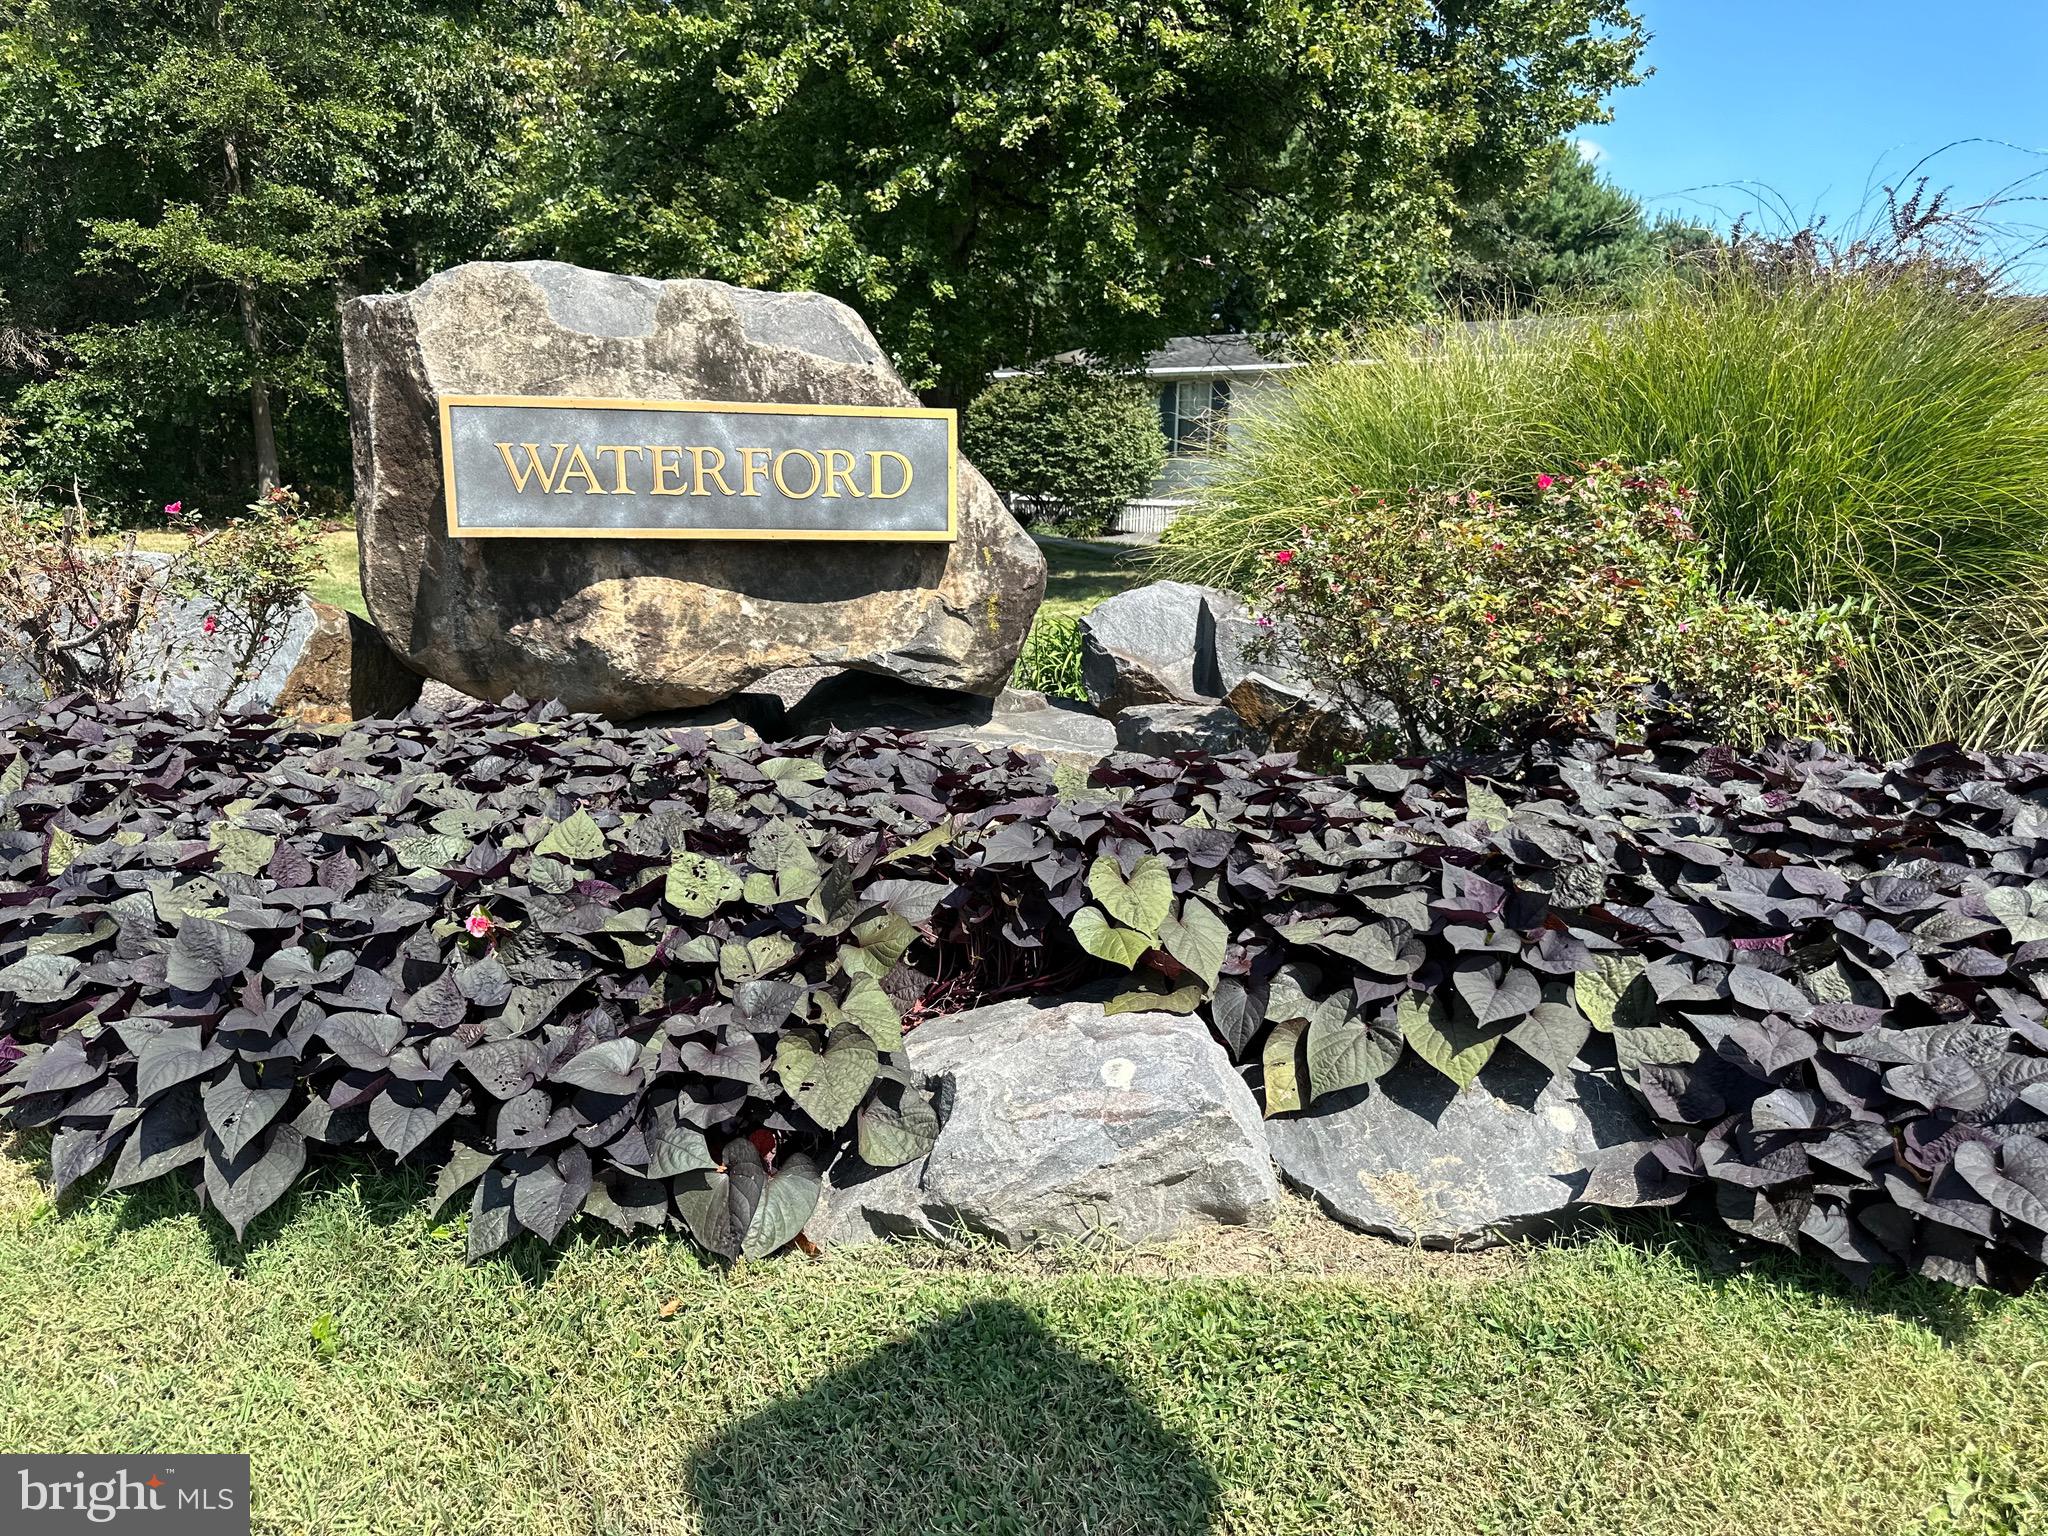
[1, 696, 2046, 1288]
[1158, 211, 2048, 752]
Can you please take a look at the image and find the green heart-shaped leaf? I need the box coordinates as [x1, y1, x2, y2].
[1088, 854, 1173, 938]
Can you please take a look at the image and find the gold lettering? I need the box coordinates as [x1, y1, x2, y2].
[773, 448, 823, 499]
[593, 445, 644, 494]
[689, 446, 737, 497]
[495, 442, 568, 495]
[739, 447, 771, 497]
[553, 444, 604, 494]
[650, 446, 686, 495]
[868, 450, 914, 500]
[821, 447, 862, 498]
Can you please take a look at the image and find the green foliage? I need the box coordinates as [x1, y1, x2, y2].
[1, 0, 1644, 502]
[1258, 465, 1857, 751]
[506, 0, 1645, 399]
[962, 365, 1164, 534]
[1161, 256, 2048, 752]
[1443, 140, 1693, 313]
[1010, 613, 1086, 700]
[0, 0, 531, 509]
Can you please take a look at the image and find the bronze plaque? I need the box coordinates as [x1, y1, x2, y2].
[437, 395, 957, 541]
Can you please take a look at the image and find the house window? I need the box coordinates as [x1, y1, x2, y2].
[1158, 377, 1232, 455]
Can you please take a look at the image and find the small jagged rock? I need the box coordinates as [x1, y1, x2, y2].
[1114, 702, 1257, 755]
[1078, 580, 1242, 712]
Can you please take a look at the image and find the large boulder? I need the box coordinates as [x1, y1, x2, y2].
[342, 261, 1045, 718]
[1077, 581, 1241, 713]
[1265, 1052, 1653, 1248]
[811, 997, 1278, 1247]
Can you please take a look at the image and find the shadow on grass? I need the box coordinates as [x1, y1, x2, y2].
[689, 1299, 1219, 1536]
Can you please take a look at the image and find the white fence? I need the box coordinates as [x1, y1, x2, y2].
[1000, 493, 1192, 540]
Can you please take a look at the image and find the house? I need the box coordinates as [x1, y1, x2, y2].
[993, 333, 1303, 535]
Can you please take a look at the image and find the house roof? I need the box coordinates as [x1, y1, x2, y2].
[992, 317, 1577, 381]
[993, 333, 1299, 380]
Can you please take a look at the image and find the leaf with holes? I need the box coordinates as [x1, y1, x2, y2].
[776, 1029, 877, 1131]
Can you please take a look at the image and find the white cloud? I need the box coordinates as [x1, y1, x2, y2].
[1571, 137, 1609, 165]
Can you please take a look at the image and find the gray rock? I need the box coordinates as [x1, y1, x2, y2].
[1212, 608, 1286, 698]
[342, 260, 1045, 718]
[811, 997, 1279, 1248]
[1265, 1052, 1653, 1248]
[781, 672, 1115, 769]
[2, 561, 420, 722]
[1078, 580, 1243, 712]
[1113, 702, 1256, 755]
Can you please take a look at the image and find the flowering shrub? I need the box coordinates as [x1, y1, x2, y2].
[0, 495, 174, 699]
[1257, 464, 1859, 752]
[0, 486, 320, 719]
[170, 486, 323, 720]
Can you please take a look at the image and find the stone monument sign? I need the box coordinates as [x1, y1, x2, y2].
[342, 261, 1044, 717]
[438, 396, 956, 540]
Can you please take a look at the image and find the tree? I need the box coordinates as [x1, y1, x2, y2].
[0, 0, 527, 509]
[1443, 140, 1718, 313]
[508, 0, 1645, 402]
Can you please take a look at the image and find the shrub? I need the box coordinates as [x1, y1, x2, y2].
[1158, 248, 2048, 752]
[2, 697, 2046, 1287]
[1009, 614, 1085, 700]
[1257, 464, 1858, 753]
[169, 486, 323, 720]
[0, 494, 171, 699]
[0, 487, 320, 718]
[962, 364, 1165, 536]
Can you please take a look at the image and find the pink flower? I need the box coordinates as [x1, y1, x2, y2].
[1535, 474, 1554, 491]
[163, 500, 182, 518]
[201, 615, 219, 636]
[1256, 615, 1274, 629]
[464, 911, 492, 940]
[1273, 550, 1295, 565]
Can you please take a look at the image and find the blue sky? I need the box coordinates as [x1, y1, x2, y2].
[1577, 2, 2048, 283]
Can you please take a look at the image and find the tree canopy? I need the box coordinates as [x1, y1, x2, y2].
[1443, 139, 1716, 314]
[1, 0, 1644, 505]
[0, 0, 526, 509]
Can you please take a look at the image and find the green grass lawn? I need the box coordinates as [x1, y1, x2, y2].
[1032, 533, 1152, 623]
[2, 1141, 2042, 1536]
[119, 528, 368, 618]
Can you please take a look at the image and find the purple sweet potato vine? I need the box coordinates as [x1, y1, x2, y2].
[1, 694, 2045, 1286]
